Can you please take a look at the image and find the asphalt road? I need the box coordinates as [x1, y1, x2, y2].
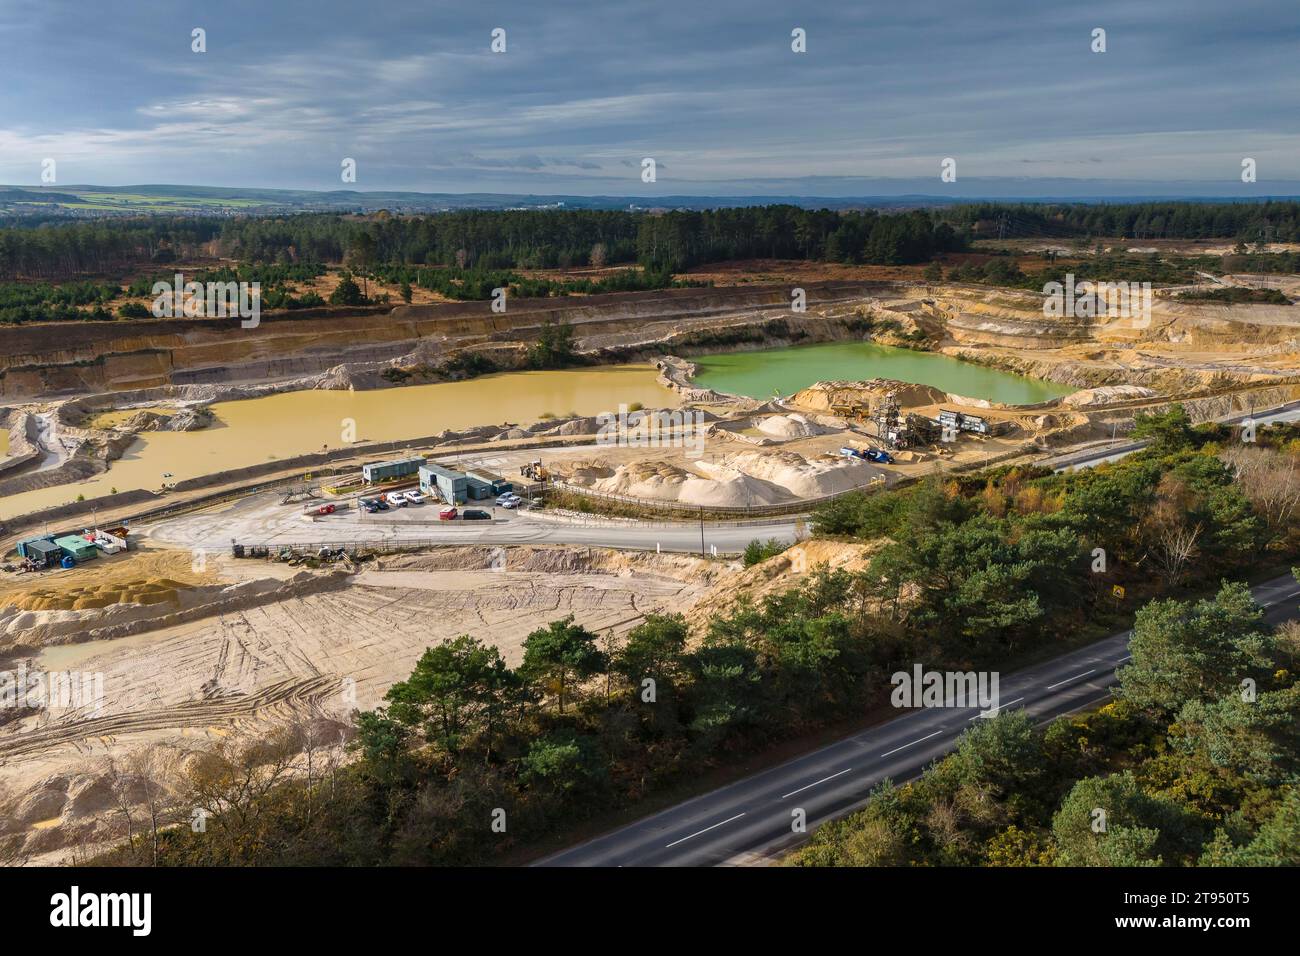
[142, 492, 800, 555]
[535, 572, 1300, 867]
[1047, 399, 1300, 473]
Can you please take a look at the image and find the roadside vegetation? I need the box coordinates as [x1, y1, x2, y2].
[83, 410, 1300, 867]
[743, 538, 788, 565]
[789, 580, 1300, 866]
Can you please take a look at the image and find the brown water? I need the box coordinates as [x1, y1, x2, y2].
[0, 364, 675, 519]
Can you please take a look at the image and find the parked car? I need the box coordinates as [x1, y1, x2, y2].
[404, 491, 425, 504]
[462, 509, 490, 520]
[314, 503, 336, 515]
[495, 493, 521, 507]
[373, 498, 389, 511]
[499, 497, 521, 509]
[864, 448, 895, 464]
[439, 507, 458, 520]
[385, 492, 408, 507]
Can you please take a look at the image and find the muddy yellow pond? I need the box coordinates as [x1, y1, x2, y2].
[1, 364, 675, 518]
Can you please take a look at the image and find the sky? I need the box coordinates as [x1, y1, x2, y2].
[2, 0, 1299, 197]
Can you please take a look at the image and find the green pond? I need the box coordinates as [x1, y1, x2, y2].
[691, 342, 1074, 405]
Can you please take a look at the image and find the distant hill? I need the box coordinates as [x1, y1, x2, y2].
[0, 188, 82, 205]
[3, 183, 1300, 219]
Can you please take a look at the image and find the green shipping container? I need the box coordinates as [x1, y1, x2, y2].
[53, 535, 98, 561]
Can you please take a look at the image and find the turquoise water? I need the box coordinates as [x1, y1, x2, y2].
[692, 342, 1073, 405]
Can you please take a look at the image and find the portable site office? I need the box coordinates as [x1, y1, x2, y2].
[53, 535, 98, 562]
[465, 470, 514, 497]
[418, 463, 468, 504]
[16, 535, 56, 560]
[361, 456, 426, 484]
[21, 539, 62, 568]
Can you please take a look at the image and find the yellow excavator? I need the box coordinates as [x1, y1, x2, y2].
[520, 460, 549, 481]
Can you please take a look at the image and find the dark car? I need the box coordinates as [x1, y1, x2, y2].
[374, 498, 389, 511]
[462, 509, 491, 520]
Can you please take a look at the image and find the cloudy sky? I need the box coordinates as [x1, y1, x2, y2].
[2, 0, 1298, 196]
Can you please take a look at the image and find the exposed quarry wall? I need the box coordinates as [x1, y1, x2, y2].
[0, 411, 42, 479]
[7, 279, 1300, 400]
[0, 282, 886, 399]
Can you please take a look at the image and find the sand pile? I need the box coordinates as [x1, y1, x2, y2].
[530, 416, 599, 437]
[116, 410, 171, 432]
[0, 571, 349, 648]
[557, 457, 791, 506]
[674, 469, 789, 507]
[1063, 385, 1161, 407]
[890, 449, 928, 463]
[588, 460, 784, 507]
[791, 379, 949, 413]
[699, 451, 881, 498]
[3, 579, 185, 612]
[752, 413, 832, 439]
[556, 460, 617, 483]
[556, 448, 881, 507]
[588, 460, 695, 497]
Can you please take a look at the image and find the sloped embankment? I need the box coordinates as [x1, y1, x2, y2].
[0, 570, 351, 652]
[0, 281, 884, 398]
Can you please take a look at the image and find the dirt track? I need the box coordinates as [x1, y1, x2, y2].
[0, 544, 726, 862]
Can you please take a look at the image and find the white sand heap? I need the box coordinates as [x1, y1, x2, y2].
[700, 450, 881, 498]
[561, 459, 789, 507]
[556, 448, 883, 507]
[1063, 385, 1160, 407]
[752, 413, 832, 439]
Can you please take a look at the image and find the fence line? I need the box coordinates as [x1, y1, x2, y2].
[231, 537, 468, 557]
[526, 509, 806, 529]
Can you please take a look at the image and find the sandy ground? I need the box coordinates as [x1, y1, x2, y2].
[0, 546, 220, 610]
[440, 410, 1028, 509]
[0, 543, 728, 863]
[7, 268, 1300, 863]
